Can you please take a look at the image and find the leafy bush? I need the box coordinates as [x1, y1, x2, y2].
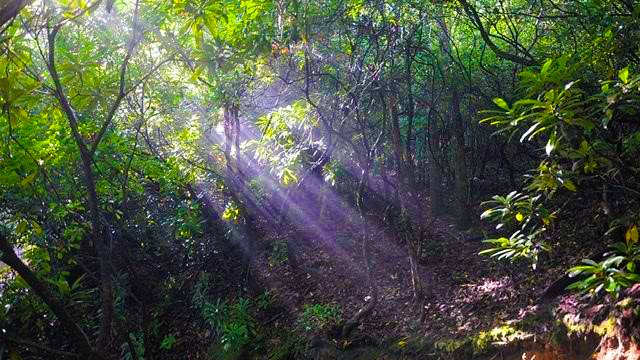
[480, 59, 640, 297]
[120, 332, 145, 360]
[192, 273, 257, 355]
[480, 191, 552, 267]
[256, 290, 274, 311]
[567, 227, 640, 296]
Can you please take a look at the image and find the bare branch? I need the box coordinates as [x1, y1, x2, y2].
[458, 0, 538, 66]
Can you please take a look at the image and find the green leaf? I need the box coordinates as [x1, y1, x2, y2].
[603, 255, 625, 268]
[480, 208, 498, 219]
[520, 123, 540, 142]
[32, 221, 43, 236]
[160, 334, 177, 350]
[627, 261, 636, 272]
[20, 172, 38, 187]
[16, 220, 28, 235]
[493, 98, 509, 111]
[582, 259, 599, 266]
[280, 168, 298, 186]
[619, 67, 629, 84]
[541, 59, 552, 75]
[566, 280, 586, 290]
[563, 180, 576, 192]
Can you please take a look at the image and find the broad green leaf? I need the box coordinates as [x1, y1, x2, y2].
[619, 67, 629, 84]
[492, 98, 509, 111]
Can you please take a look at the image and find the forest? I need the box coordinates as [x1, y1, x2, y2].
[1, 0, 640, 359]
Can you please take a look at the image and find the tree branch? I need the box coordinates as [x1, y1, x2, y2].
[0, 232, 96, 357]
[458, 0, 538, 66]
[0, 334, 79, 358]
[89, 0, 142, 156]
[0, 0, 29, 30]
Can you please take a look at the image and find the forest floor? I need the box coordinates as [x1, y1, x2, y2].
[243, 194, 604, 358]
[256, 209, 535, 341]
[178, 189, 617, 359]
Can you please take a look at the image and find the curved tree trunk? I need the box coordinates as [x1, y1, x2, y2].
[79, 152, 114, 351]
[0, 232, 101, 358]
[0, 0, 28, 29]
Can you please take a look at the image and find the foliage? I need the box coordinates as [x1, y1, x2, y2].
[192, 273, 257, 355]
[297, 303, 341, 332]
[481, 57, 640, 296]
[433, 324, 531, 357]
[222, 201, 241, 223]
[264, 329, 305, 360]
[1, 0, 640, 358]
[480, 191, 552, 266]
[247, 100, 319, 187]
[268, 239, 289, 266]
[567, 226, 640, 296]
[120, 332, 145, 360]
[256, 290, 274, 311]
[160, 334, 177, 351]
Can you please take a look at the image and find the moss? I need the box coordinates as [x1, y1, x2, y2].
[429, 324, 529, 359]
[433, 337, 471, 353]
[473, 325, 517, 350]
[562, 314, 591, 335]
[617, 297, 634, 309]
[594, 317, 617, 337]
[388, 336, 438, 359]
[517, 310, 553, 331]
[562, 313, 616, 337]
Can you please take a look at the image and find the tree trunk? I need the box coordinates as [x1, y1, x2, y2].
[427, 111, 444, 216]
[0, 0, 28, 29]
[379, 150, 391, 203]
[0, 232, 100, 358]
[389, 93, 423, 300]
[450, 87, 471, 229]
[436, 13, 470, 228]
[79, 151, 114, 352]
[404, 45, 417, 192]
[223, 104, 258, 279]
[389, 94, 405, 188]
[276, 193, 301, 270]
[340, 162, 377, 338]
